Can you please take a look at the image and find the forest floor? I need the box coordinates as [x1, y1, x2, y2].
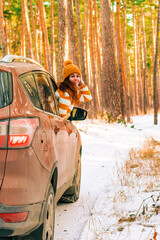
[55, 114, 160, 240]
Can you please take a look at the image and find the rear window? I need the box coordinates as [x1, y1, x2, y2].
[0, 72, 12, 109]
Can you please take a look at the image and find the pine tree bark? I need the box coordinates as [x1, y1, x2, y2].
[150, 0, 156, 64]
[75, 0, 91, 112]
[153, 0, 160, 125]
[132, 4, 139, 115]
[75, 0, 88, 85]
[3, 0, 8, 54]
[51, 0, 57, 78]
[57, 0, 66, 82]
[141, 9, 147, 114]
[101, 0, 121, 119]
[21, 0, 33, 58]
[38, 0, 51, 71]
[38, 10, 43, 66]
[0, 0, 6, 57]
[29, 0, 38, 61]
[84, 0, 90, 87]
[89, 0, 98, 117]
[67, 0, 79, 66]
[21, 0, 26, 56]
[117, 0, 128, 120]
[123, 0, 130, 121]
[137, 25, 143, 113]
[94, 0, 102, 112]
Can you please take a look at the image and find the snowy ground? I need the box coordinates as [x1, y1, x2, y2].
[55, 114, 160, 240]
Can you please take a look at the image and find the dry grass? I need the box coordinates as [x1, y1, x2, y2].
[117, 137, 160, 191]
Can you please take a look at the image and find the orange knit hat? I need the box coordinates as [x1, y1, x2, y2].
[63, 60, 81, 80]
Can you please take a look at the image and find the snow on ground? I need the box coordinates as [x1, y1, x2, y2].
[55, 114, 160, 240]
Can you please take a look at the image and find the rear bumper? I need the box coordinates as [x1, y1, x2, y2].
[0, 201, 44, 237]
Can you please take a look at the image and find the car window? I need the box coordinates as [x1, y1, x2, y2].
[19, 74, 41, 109]
[0, 72, 12, 109]
[34, 73, 57, 115]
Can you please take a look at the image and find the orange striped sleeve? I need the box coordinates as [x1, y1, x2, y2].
[78, 84, 92, 103]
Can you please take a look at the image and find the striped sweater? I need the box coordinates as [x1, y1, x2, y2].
[55, 83, 92, 119]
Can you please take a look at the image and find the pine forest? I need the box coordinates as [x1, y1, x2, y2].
[0, 0, 159, 122]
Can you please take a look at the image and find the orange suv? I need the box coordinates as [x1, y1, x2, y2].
[0, 55, 87, 240]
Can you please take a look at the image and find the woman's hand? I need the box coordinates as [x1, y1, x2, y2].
[78, 79, 84, 87]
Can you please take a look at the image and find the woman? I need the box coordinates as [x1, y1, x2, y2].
[56, 60, 92, 119]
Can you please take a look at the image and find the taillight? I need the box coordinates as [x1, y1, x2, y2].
[0, 212, 28, 223]
[8, 118, 39, 148]
[0, 117, 39, 149]
[0, 120, 8, 148]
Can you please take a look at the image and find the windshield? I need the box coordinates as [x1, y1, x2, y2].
[0, 72, 12, 109]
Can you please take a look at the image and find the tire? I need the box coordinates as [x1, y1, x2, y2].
[61, 152, 81, 203]
[42, 184, 55, 240]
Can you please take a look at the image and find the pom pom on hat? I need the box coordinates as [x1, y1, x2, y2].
[63, 59, 81, 80]
[64, 60, 73, 66]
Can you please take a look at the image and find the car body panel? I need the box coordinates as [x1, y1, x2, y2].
[0, 147, 50, 206]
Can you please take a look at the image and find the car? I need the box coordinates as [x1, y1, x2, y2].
[0, 55, 87, 240]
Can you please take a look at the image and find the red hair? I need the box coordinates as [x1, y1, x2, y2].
[58, 77, 80, 105]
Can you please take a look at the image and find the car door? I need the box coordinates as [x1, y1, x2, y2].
[63, 119, 78, 180]
[35, 73, 72, 189]
[47, 75, 78, 182]
[0, 72, 12, 187]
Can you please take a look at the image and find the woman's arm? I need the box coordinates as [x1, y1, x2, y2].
[78, 80, 92, 103]
[55, 89, 73, 119]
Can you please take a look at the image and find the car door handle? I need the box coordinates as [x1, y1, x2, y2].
[54, 126, 60, 134]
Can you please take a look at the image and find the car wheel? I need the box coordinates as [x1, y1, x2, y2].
[42, 184, 55, 240]
[61, 152, 81, 203]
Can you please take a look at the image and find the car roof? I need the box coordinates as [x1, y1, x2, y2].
[0, 61, 47, 76]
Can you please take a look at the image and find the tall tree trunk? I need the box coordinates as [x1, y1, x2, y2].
[38, 0, 51, 71]
[29, 0, 38, 61]
[153, 0, 160, 125]
[38, 10, 43, 66]
[21, 0, 26, 56]
[84, 0, 91, 88]
[101, 0, 121, 119]
[132, 4, 139, 115]
[89, 0, 98, 117]
[21, 0, 33, 58]
[141, 9, 147, 114]
[3, 0, 8, 54]
[75, 0, 88, 85]
[117, 0, 129, 120]
[137, 24, 142, 113]
[0, 0, 6, 57]
[51, 0, 57, 79]
[123, 0, 130, 121]
[67, 0, 79, 66]
[75, 0, 90, 112]
[57, 0, 66, 82]
[94, 0, 103, 112]
[150, 0, 156, 64]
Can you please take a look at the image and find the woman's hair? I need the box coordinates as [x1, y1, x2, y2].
[58, 77, 80, 105]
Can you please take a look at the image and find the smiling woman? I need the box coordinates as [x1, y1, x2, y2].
[55, 60, 92, 119]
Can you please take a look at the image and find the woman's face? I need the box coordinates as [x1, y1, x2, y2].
[69, 73, 80, 86]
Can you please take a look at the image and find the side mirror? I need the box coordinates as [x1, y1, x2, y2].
[68, 107, 88, 121]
